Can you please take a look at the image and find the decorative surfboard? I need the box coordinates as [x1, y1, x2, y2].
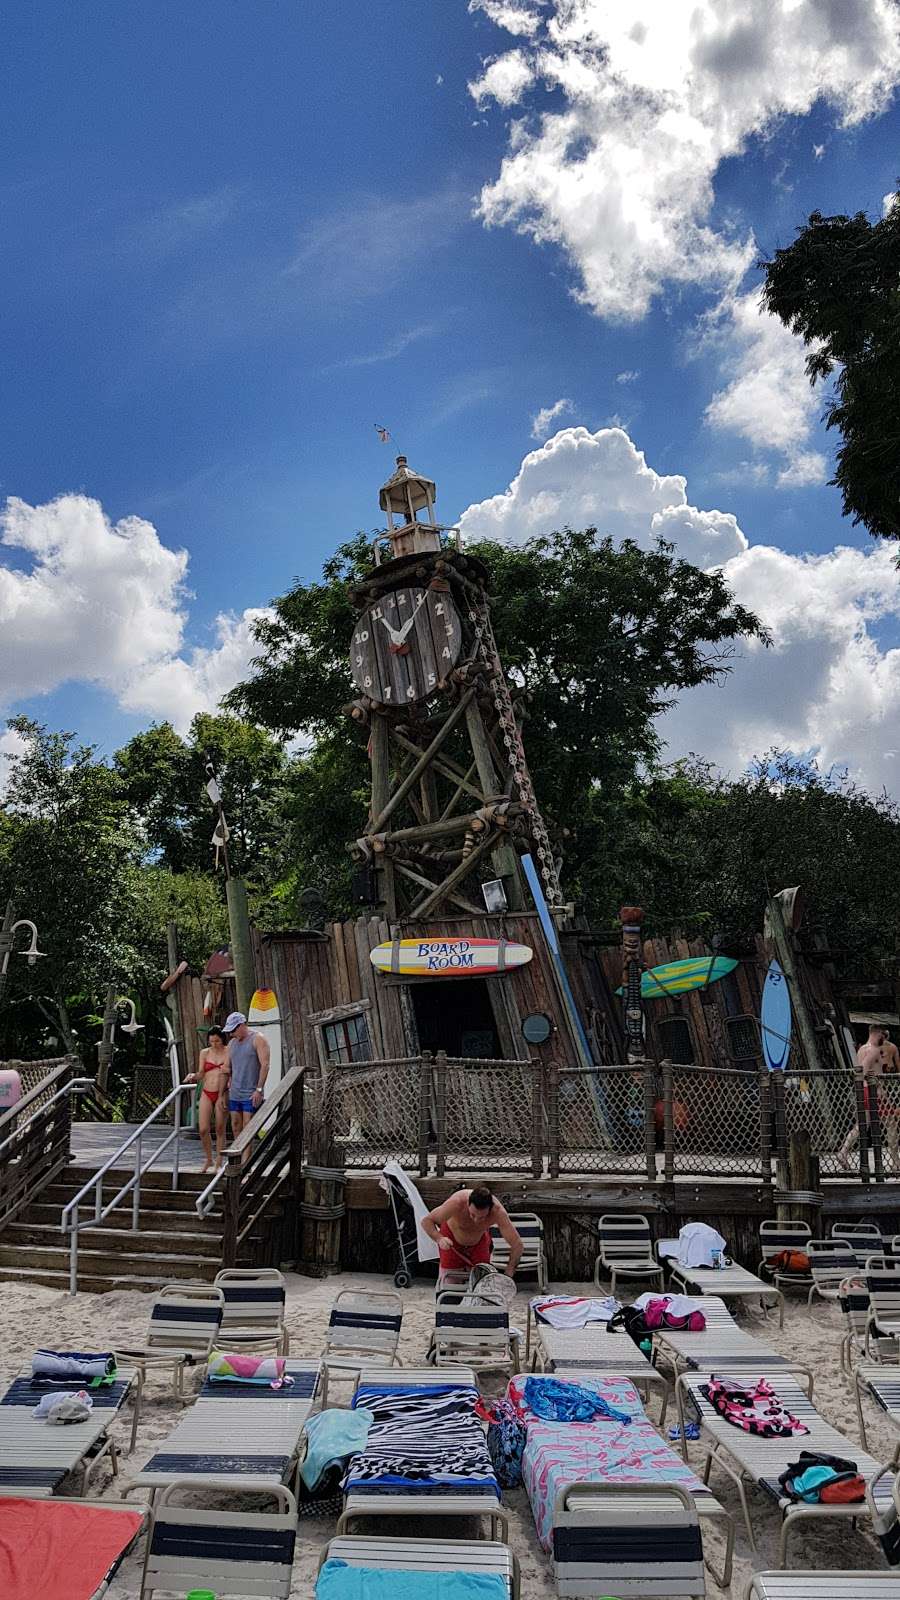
[616, 955, 738, 1000]
[370, 936, 532, 977]
[248, 987, 283, 1100]
[761, 959, 792, 1071]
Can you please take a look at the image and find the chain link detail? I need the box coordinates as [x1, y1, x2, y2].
[467, 601, 564, 905]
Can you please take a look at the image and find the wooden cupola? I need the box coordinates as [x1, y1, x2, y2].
[378, 455, 441, 558]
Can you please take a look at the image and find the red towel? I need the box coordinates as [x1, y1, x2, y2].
[0, 1497, 145, 1600]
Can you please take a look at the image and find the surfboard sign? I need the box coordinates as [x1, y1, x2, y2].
[761, 959, 792, 1071]
[616, 955, 738, 1000]
[248, 987, 283, 1100]
[370, 936, 532, 978]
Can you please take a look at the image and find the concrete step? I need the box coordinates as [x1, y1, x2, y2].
[0, 1222, 223, 1259]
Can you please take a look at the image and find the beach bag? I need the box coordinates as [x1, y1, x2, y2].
[642, 1298, 706, 1332]
[770, 1248, 811, 1274]
[477, 1397, 526, 1487]
[779, 1451, 863, 1504]
[608, 1305, 649, 1347]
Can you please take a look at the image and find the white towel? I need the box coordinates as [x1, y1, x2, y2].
[531, 1295, 619, 1328]
[379, 1159, 439, 1262]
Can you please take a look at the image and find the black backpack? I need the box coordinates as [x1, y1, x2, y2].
[608, 1305, 649, 1347]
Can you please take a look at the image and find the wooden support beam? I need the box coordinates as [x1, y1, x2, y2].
[410, 827, 499, 918]
[393, 860, 484, 917]
[369, 715, 396, 920]
[369, 688, 476, 833]
[390, 728, 488, 808]
[369, 805, 518, 849]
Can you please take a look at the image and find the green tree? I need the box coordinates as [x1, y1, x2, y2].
[229, 529, 764, 912]
[0, 719, 151, 1053]
[762, 199, 900, 541]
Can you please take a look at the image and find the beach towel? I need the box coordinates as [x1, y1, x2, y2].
[0, 1497, 144, 1600]
[317, 1560, 509, 1600]
[513, 1376, 632, 1425]
[301, 1407, 373, 1491]
[531, 1295, 618, 1328]
[344, 1382, 497, 1496]
[32, 1350, 116, 1384]
[700, 1375, 808, 1437]
[206, 1351, 292, 1388]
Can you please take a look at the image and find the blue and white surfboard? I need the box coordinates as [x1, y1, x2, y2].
[761, 959, 792, 1071]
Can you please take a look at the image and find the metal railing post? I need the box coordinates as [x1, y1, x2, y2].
[69, 1205, 79, 1296]
[871, 1084, 885, 1183]
[547, 1061, 560, 1180]
[662, 1059, 675, 1184]
[855, 1070, 870, 1184]
[132, 1138, 142, 1229]
[642, 1061, 658, 1182]
[531, 1059, 543, 1178]
[759, 1064, 772, 1183]
[172, 1086, 181, 1192]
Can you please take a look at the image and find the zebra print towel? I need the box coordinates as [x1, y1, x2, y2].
[343, 1383, 499, 1496]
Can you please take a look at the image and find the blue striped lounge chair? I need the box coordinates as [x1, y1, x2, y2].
[866, 1257, 900, 1357]
[0, 1363, 136, 1497]
[490, 1212, 548, 1290]
[832, 1222, 887, 1264]
[429, 1291, 521, 1374]
[116, 1283, 225, 1450]
[593, 1213, 664, 1297]
[854, 1362, 900, 1461]
[553, 1482, 707, 1598]
[746, 1575, 900, 1598]
[320, 1289, 403, 1406]
[807, 1241, 860, 1308]
[139, 1481, 296, 1599]
[213, 1267, 288, 1355]
[318, 1536, 520, 1599]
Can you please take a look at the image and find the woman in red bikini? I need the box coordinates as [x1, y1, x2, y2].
[187, 1027, 229, 1173]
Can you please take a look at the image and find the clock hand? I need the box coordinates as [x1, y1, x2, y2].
[396, 592, 427, 643]
[377, 614, 404, 646]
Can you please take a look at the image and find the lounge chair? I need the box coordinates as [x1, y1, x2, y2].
[490, 1212, 548, 1290]
[593, 1213, 664, 1297]
[652, 1295, 813, 1394]
[213, 1267, 288, 1355]
[338, 1365, 507, 1539]
[115, 1283, 225, 1450]
[428, 1291, 521, 1374]
[866, 1257, 900, 1356]
[0, 1496, 150, 1600]
[660, 1240, 785, 1326]
[832, 1222, 887, 1263]
[518, 1371, 733, 1590]
[319, 1536, 520, 1598]
[131, 1357, 320, 1497]
[139, 1480, 296, 1599]
[531, 1320, 669, 1422]
[853, 1363, 900, 1460]
[678, 1369, 894, 1564]
[758, 1220, 813, 1298]
[0, 1363, 136, 1497]
[806, 1240, 860, 1308]
[746, 1576, 900, 1598]
[320, 1289, 403, 1406]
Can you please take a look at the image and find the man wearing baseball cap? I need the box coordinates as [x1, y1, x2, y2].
[222, 1010, 270, 1151]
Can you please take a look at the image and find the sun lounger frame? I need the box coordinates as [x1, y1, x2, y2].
[551, 1479, 725, 1597]
[320, 1535, 520, 1597]
[0, 1364, 136, 1498]
[139, 1479, 296, 1599]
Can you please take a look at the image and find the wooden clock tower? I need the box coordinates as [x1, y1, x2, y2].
[345, 455, 564, 924]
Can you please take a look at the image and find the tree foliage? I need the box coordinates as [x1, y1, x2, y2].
[762, 199, 900, 540]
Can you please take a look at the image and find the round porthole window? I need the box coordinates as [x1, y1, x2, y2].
[522, 1012, 552, 1045]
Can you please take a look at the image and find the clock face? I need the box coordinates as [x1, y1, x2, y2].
[350, 585, 462, 705]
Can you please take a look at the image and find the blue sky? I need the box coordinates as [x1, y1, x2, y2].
[4, 1, 900, 791]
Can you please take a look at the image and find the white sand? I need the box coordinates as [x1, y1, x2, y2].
[1, 1272, 893, 1597]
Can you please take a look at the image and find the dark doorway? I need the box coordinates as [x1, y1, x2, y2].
[410, 978, 500, 1057]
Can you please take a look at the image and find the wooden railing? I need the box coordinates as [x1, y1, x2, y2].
[0, 1056, 87, 1230]
[216, 1063, 306, 1268]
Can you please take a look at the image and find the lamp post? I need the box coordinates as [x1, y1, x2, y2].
[0, 898, 45, 1005]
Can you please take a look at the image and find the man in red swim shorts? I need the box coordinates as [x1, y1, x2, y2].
[422, 1183, 523, 1279]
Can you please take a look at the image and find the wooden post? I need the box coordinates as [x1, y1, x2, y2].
[547, 1059, 560, 1180]
[662, 1058, 675, 1183]
[222, 1155, 241, 1267]
[620, 906, 645, 1063]
[464, 698, 524, 908]
[417, 1053, 431, 1177]
[772, 1070, 788, 1170]
[776, 1127, 821, 1233]
[531, 1059, 543, 1178]
[855, 1069, 870, 1184]
[226, 877, 257, 1015]
[758, 1064, 772, 1183]
[871, 1084, 886, 1183]
[435, 1050, 448, 1178]
[289, 1067, 304, 1204]
[0, 899, 15, 1004]
[369, 716, 397, 921]
[370, 689, 476, 833]
[165, 922, 187, 1081]
[642, 1062, 658, 1182]
[96, 983, 117, 1096]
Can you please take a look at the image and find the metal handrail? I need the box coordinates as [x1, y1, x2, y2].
[60, 1081, 194, 1295]
[0, 1077, 94, 1160]
[194, 1069, 301, 1219]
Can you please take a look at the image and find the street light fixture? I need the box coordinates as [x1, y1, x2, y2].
[0, 902, 46, 1001]
[117, 997, 144, 1037]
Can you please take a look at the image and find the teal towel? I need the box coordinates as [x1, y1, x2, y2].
[316, 1562, 510, 1600]
[301, 1408, 374, 1491]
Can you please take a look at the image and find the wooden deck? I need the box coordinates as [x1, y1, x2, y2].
[69, 1120, 201, 1171]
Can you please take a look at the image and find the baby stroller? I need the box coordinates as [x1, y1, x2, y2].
[381, 1163, 426, 1289]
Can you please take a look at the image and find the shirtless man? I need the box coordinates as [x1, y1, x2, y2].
[422, 1184, 523, 1280]
[840, 1025, 900, 1173]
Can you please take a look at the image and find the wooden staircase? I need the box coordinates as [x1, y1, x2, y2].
[0, 1165, 247, 1292]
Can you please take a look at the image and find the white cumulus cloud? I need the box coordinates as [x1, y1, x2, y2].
[459, 427, 900, 796]
[0, 494, 269, 735]
[471, 1, 900, 321]
[459, 425, 747, 566]
[531, 397, 573, 438]
[702, 288, 827, 486]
